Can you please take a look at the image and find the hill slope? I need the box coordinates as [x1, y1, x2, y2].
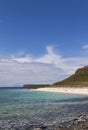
[53, 66, 88, 87]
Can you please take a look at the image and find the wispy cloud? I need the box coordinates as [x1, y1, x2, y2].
[13, 45, 84, 73]
[82, 44, 88, 49]
[0, 45, 88, 87]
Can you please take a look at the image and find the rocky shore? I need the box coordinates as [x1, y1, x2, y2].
[0, 114, 88, 130]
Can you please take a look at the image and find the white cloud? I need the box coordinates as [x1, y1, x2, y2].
[13, 45, 83, 74]
[0, 60, 68, 87]
[35, 46, 63, 65]
[0, 45, 88, 87]
[13, 57, 32, 63]
[82, 44, 88, 49]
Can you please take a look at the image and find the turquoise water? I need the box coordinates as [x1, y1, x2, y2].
[0, 88, 88, 121]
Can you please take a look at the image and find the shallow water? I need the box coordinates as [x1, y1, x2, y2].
[0, 88, 88, 122]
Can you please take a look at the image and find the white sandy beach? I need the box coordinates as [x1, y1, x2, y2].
[35, 87, 88, 95]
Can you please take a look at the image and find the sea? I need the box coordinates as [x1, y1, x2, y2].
[0, 87, 88, 129]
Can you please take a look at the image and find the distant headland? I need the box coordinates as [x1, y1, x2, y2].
[23, 65, 88, 88]
[53, 65, 88, 87]
[23, 84, 51, 89]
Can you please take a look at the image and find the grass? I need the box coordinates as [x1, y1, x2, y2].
[53, 67, 88, 87]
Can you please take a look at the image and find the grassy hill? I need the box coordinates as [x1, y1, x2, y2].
[53, 66, 88, 87]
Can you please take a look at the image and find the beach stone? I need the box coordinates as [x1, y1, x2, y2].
[10, 128, 15, 130]
[33, 128, 42, 130]
[23, 123, 32, 129]
[40, 125, 47, 129]
[0, 114, 88, 130]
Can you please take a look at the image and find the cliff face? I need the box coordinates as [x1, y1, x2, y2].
[53, 66, 88, 87]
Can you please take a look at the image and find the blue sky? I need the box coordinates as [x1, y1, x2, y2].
[0, 0, 88, 86]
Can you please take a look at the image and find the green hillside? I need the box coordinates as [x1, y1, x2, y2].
[53, 66, 88, 87]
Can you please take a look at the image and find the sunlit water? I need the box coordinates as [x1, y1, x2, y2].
[0, 88, 88, 123]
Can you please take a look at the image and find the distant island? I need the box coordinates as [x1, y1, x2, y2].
[23, 84, 51, 89]
[53, 65, 88, 87]
[23, 65, 88, 88]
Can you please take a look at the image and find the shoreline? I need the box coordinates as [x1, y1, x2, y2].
[0, 88, 88, 130]
[34, 87, 88, 95]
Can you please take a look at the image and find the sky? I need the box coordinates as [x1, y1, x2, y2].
[0, 0, 88, 86]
